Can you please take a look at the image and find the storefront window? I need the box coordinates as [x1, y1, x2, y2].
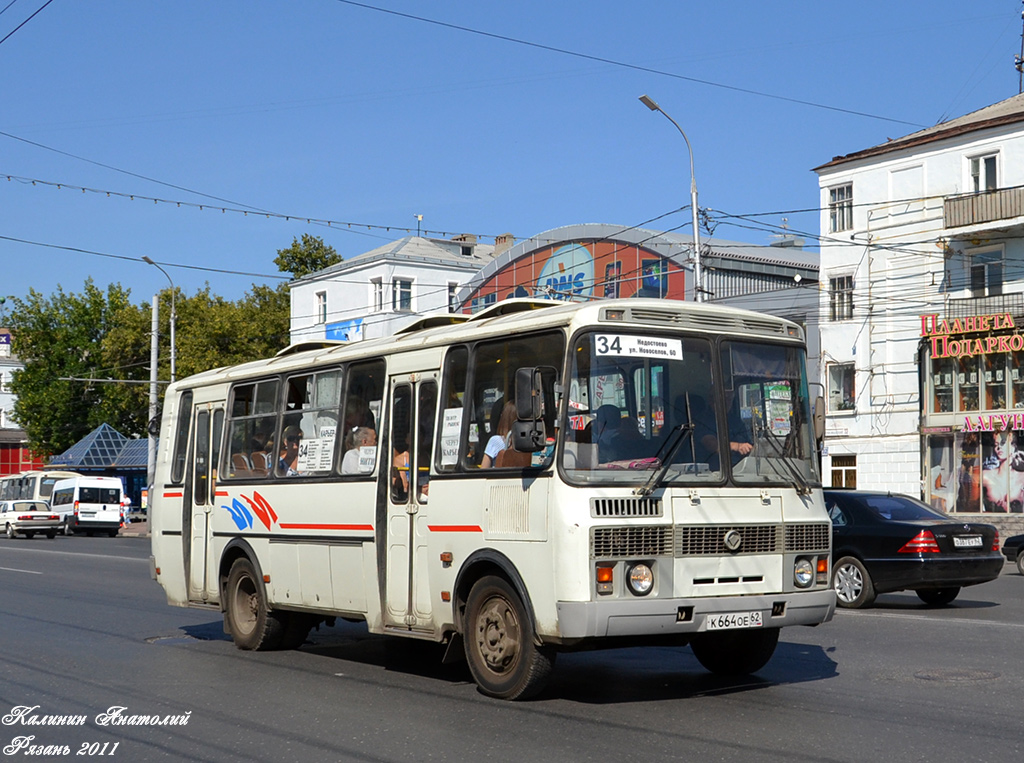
[954, 432, 981, 512]
[932, 357, 954, 413]
[984, 354, 1008, 410]
[1012, 354, 1024, 409]
[980, 431, 1011, 513]
[956, 356, 979, 412]
[927, 435, 954, 513]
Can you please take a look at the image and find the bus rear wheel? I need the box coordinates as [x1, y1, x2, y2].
[225, 558, 285, 651]
[463, 575, 554, 700]
[690, 627, 779, 676]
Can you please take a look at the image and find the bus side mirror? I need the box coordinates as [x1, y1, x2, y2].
[515, 367, 542, 419]
[813, 396, 825, 442]
[512, 367, 546, 452]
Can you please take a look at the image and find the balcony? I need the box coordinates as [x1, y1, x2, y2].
[944, 186, 1024, 229]
[947, 293, 1024, 321]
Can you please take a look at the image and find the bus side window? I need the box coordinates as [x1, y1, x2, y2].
[223, 379, 278, 481]
[340, 360, 385, 479]
[171, 391, 193, 484]
[436, 346, 469, 474]
[466, 332, 565, 471]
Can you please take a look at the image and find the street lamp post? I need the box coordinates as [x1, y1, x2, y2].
[638, 94, 704, 302]
[142, 256, 176, 382]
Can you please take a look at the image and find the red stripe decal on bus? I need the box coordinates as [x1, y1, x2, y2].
[277, 523, 374, 531]
[214, 491, 229, 497]
[163, 492, 183, 498]
[427, 525, 483, 533]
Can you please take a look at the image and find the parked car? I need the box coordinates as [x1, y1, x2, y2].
[824, 489, 1004, 608]
[0, 500, 62, 539]
[1002, 533, 1024, 575]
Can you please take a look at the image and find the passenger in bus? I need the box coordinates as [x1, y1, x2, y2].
[594, 404, 642, 463]
[342, 427, 376, 474]
[481, 401, 517, 468]
[700, 396, 753, 470]
[344, 396, 375, 432]
[278, 425, 303, 476]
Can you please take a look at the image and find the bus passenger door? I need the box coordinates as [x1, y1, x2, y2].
[384, 375, 438, 632]
[188, 406, 223, 601]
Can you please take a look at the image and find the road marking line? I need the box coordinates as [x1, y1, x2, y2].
[838, 611, 1024, 628]
[0, 547, 147, 563]
[0, 566, 42, 574]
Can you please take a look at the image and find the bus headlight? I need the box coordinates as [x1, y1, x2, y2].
[794, 558, 814, 589]
[626, 563, 654, 596]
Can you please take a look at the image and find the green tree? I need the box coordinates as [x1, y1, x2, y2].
[274, 233, 341, 278]
[9, 280, 139, 456]
[9, 279, 291, 457]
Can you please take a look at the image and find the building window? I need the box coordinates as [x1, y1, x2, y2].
[829, 183, 853, 232]
[392, 278, 412, 312]
[828, 363, 855, 413]
[829, 275, 854, 321]
[371, 278, 383, 312]
[831, 454, 856, 488]
[970, 250, 1003, 297]
[315, 291, 327, 324]
[448, 282, 459, 313]
[969, 153, 997, 193]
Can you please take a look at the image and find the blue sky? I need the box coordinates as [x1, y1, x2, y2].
[1, 1, 1021, 307]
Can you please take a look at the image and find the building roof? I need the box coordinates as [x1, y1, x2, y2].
[292, 235, 497, 285]
[815, 93, 1024, 171]
[48, 423, 146, 470]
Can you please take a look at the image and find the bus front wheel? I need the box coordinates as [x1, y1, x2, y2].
[225, 558, 285, 651]
[690, 626, 779, 676]
[463, 575, 554, 700]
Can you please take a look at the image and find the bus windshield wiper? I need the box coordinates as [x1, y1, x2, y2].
[634, 423, 693, 497]
[753, 425, 812, 496]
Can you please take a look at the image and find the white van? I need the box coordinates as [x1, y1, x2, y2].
[49, 476, 125, 537]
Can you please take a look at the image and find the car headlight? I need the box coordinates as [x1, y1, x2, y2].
[794, 558, 814, 588]
[626, 563, 654, 596]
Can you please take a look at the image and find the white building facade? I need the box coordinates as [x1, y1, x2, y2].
[816, 94, 1024, 532]
[289, 234, 504, 344]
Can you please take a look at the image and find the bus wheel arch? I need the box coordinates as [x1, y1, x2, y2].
[453, 551, 555, 700]
[219, 540, 286, 651]
[452, 550, 538, 638]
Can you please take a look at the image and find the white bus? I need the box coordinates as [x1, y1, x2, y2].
[0, 470, 81, 503]
[151, 298, 834, 699]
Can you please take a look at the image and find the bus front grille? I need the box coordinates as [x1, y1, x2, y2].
[676, 525, 780, 556]
[591, 497, 663, 518]
[785, 523, 831, 552]
[591, 526, 674, 559]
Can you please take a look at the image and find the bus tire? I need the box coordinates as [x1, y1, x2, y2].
[690, 627, 779, 676]
[225, 557, 285, 651]
[463, 575, 554, 700]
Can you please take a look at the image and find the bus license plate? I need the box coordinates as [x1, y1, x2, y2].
[705, 611, 763, 631]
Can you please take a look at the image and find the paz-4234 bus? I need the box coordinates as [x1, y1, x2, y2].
[150, 298, 834, 700]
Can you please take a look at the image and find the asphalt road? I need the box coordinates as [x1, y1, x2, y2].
[1, 535, 1022, 762]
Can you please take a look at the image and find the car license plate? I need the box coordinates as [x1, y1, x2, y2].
[705, 611, 763, 631]
[954, 535, 982, 548]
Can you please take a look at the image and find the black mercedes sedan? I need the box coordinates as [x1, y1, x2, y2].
[1002, 534, 1024, 575]
[824, 490, 1004, 608]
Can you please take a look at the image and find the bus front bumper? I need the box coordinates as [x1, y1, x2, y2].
[555, 589, 835, 641]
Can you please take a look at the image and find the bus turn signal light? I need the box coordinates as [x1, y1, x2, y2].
[596, 565, 614, 595]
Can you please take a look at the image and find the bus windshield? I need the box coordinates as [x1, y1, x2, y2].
[561, 331, 819, 488]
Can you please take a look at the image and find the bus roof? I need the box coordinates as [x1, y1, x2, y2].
[172, 298, 803, 391]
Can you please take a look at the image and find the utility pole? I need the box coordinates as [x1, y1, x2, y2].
[147, 295, 159, 502]
[1017, 1, 1024, 94]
